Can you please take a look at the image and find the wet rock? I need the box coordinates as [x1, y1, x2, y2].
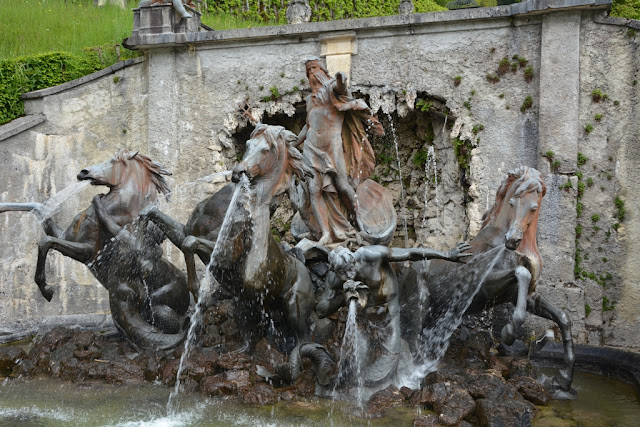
[487, 356, 509, 377]
[225, 369, 252, 389]
[241, 382, 277, 405]
[413, 413, 440, 426]
[105, 359, 145, 384]
[0, 346, 26, 376]
[290, 368, 317, 397]
[463, 370, 517, 400]
[366, 385, 405, 417]
[279, 390, 294, 401]
[507, 358, 535, 379]
[140, 352, 165, 381]
[73, 346, 101, 361]
[508, 376, 550, 405]
[444, 328, 492, 367]
[474, 398, 536, 427]
[162, 359, 181, 385]
[400, 386, 416, 399]
[200, 375, 238, 396]
[253, 338, 286, 368]
[218, 352, 250, 370]
[421, 382, 475, 426]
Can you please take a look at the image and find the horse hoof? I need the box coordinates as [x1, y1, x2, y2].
[41, 286, 54, 302]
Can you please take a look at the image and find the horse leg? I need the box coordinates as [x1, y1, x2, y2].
[182, 235, 215, 300]
[139, 205, 188, 250]
[527, 292, 575, 391]
[35, 236, 93, 301]
[501, 265, 531, 346]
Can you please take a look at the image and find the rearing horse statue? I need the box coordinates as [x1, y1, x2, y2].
[141, 124, 315, 350]
[400, 167, 575, 394]
[0, 149, 190, 350]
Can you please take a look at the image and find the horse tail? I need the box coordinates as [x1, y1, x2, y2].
[111, 297, 186, 351]
[275, 342, 335, 386]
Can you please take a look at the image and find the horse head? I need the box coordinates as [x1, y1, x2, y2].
[78, 149, 172, 214]
[482, 167, 545, 253]
[232, 124, 312, 205]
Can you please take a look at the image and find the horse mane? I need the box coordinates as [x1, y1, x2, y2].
[115, 149, 172, 201]
[481, 166, 546, 229]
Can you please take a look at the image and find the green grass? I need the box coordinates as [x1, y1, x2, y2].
[0, 0, 140, 60]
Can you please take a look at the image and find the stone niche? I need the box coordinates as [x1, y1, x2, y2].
[228, 92, 468, 251]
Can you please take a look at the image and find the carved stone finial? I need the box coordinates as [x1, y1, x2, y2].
[286, 0, 312, 24]
[399, 0, 414, 15]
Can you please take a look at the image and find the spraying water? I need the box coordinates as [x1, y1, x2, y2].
[335, 300, 365, 412]
[385, 113, 409, 248]
[421, 146, 438, 229]
[38, 180, 92, 221]
[167, 175, 251, 413]
[403, 246, 506, 387]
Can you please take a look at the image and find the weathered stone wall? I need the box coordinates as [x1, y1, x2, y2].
[1, 1, 639, 349]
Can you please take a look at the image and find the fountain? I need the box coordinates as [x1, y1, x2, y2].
[0, 53, 638, 426]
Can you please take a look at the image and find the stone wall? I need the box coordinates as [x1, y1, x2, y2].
[1, 1, 639, 349]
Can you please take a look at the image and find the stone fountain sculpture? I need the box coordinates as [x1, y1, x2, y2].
[0, 58, 577, 404]
[0, 149, 190, 350]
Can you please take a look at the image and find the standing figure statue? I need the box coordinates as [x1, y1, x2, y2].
[295, 58, 384, 246]
[317, 243, 471, 388]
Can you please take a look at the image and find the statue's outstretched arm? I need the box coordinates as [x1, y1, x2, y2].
[386, 242, 472, 263]
[335, 72, 348, 95]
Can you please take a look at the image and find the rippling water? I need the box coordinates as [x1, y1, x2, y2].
[1, 371, 638, 426]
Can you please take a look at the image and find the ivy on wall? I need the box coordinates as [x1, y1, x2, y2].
[0, 46, 137, 125]
[207, 0, 445, 24]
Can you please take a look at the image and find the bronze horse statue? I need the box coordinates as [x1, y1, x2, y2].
[141, 124, 315, 350]
[400, 167, 575, 393]
[0, 149, 190, 350]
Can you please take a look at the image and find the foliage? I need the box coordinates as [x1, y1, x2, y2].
[577, 152, 588, 166]
[523, 65, 534, 83]
[416, 99, 434, 112]
[453, 75, 462, 86]
[452, 137, 472, 176]
[585, 303, 591, 317]
[1, 49, 132, 125]
[0, 0, 138, 59]
[207, 0, 445, 24]
[412, 148, 430, 168]
[584, 123, 594, 134]
[614, 196, 625, 222]
[610, 0, 640, 20]
[520, 95, 533, 113]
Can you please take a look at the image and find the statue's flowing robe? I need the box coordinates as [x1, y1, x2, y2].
[300, 79, 383, 241]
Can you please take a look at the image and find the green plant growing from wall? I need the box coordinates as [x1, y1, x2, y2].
[523, 66, 534, 83]
[472, 124, 485, 135]
[452, 137, 473, 177]
[520, 95, 533, 113]
[412, 148, 430, 168]
[591, 89, 608, 103]
[591, 214, 600, 222]
[585, 303, 592, 317]
[602, 296, 615, 311]
[586, 177, 594, 187]
[594, 113, 603, 121]
[498, 57, 510, 75]
[577, 152, 588, 166]
[584, 123, 594, 134]
[416, 99, 434, 112]
[486, 74, 500, 83]
[614, 195, 625, 222]
[453, 75, 462, 86]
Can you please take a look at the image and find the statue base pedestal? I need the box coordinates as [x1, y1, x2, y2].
[132, 4, 201, 37]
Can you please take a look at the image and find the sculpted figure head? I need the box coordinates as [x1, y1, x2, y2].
[328, 247, 356, 282]
[305, 57, 330, 89]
